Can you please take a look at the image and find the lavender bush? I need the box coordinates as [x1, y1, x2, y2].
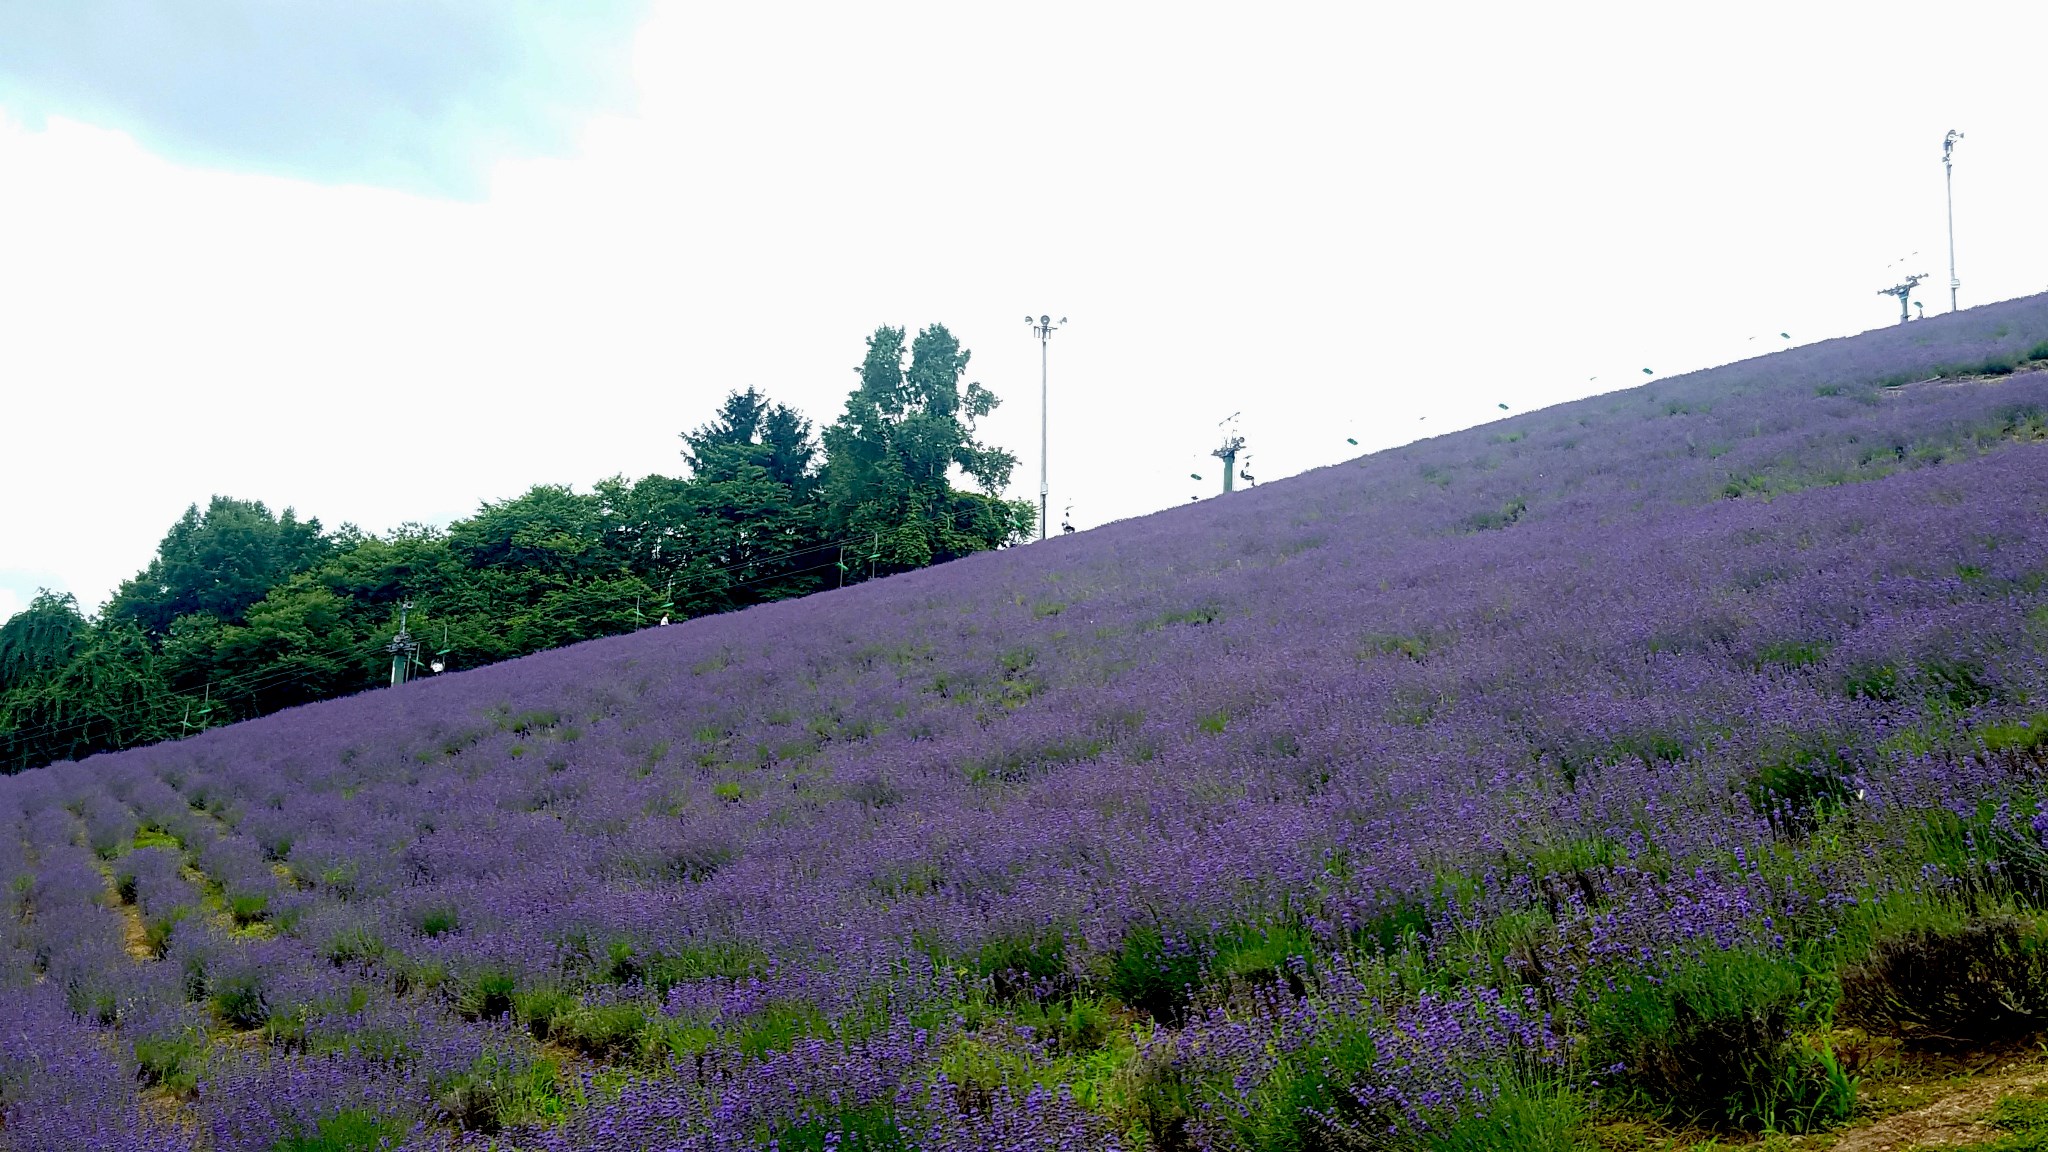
[8, 297, 2048, 1148]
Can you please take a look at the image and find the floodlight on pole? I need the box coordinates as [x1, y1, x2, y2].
[1879, 273, 1927, 325]
[1025, 314, 1066, 541]
[1943, 130, 1964, 312]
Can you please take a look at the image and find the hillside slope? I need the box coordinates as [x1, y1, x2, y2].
[7, 298, 2048, 1149]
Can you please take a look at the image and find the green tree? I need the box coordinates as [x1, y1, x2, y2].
[0, 590, 87, 693]
[447, 485, 617, 579]
[0, 619, 177, 773]
[683, 386, 819, 492]
[655, 388, 831, 609]
[820, 324, 1034, 576]
[107, 497, 333, 636]
[206, 583, 379, 715]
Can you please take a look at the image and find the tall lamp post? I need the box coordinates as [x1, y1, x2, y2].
[1025, 314, 1066, 541]
[1944, 129, 1964, 312]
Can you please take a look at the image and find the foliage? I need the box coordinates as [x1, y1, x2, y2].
[820, 324, 1035, 572]
[1, 332, 1029, 773]
[0, 590, 87, 693]
[105, 495, 333, 635]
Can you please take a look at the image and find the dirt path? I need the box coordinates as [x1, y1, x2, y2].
[1830, 1060, 2048, 1151]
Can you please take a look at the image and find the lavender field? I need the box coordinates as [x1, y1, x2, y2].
[9, 299, 2048, 1150]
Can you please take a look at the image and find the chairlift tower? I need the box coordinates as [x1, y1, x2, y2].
[1944, 130, 1964, 312]
[1026, 314, 1066, 541]
[1212, 413, 1247, 494]
[1879, 274, 1927, 326]
[386, 600, 420, 687]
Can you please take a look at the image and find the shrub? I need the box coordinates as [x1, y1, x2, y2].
[132, 1027, 204, 1094]
[212, 969, 269, 1029]
[1745, 742, 1853, 835]
[1212, 921, 1317, 997]
[455, 968, 520, 1021]
[550, 1001, 649, 1060]
[1588, 949, 1851, 1132]
[144, 909, 189, 960]
[973, 933, 1071, 1002]
[416, 904, 459, 938]
[1839, 915, 2048, 1048]
[1223, 1024, 1377, 1152]
[1106, 926, 1206, 1024]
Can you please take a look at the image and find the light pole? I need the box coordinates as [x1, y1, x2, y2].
[1025, 314, 1065, 541]
[1944, 129, 1964, 312]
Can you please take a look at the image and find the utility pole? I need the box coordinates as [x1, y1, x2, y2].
[386, 600, 419, 687]
[1026, 314, 1066, 541]
[1944, 129, 1964, 312]
[1879, 274, 1927, 326]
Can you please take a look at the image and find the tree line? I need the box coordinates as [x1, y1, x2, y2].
[0, 323, 1033, 773]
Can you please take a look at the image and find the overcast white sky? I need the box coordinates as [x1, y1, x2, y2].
[4, 1, 2047, 623]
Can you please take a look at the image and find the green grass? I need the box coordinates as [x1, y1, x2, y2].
[1947, 1085, 2048, 1150]
[1980, 714, 2048, 757]
[272, 1109, 406, 1152]
[1211, 921, 1317, 992]
[734, 1000, 829, 1059]
[416, 904, 459, 938]
[1142, 605, 1221, 629]
[1358, 631, 1438, 661]
[133, 825, 181, 851]
[227, 892, 270, 927]
[1428, 1081, 1593, 1151]
[132, 1027, 205, 1095]
[766, 1104, 905, 1152]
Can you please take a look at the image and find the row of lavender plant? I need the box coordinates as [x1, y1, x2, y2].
[4, 298, 2048, 1147]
